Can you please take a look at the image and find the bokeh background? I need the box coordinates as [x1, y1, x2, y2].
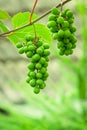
[0, 0, 87, 130]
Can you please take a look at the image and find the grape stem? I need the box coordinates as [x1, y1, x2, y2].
[0, 0, 72, 37]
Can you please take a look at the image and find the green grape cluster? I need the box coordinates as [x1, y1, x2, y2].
[47, 8, 77, 56]
[16, 35, 50, 94]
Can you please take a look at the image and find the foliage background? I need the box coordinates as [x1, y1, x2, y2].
[0, 0, 87, 130]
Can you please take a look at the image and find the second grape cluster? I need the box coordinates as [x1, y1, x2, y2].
[47, 8, 77, 56]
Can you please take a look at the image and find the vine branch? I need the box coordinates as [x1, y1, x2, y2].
[0, 0, 72, 37]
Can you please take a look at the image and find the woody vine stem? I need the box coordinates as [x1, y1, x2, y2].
[0, 0, 72, 37]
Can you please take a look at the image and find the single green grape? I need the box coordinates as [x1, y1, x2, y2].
[36, 72, 42, 79]
[28, 62, 35, 70]
[26, 77, 31, 83]
[25, 35, 34, 41]
[16, 42, 23, 48]
[34, 87, 40, 94]
[51, 8, 60, 15]
[40, 67, 47, 74]
[53, 33, 58, 40]
[35, 63, 42, 69]
[37, 41, 43, 47]
[30, 79, 36, 87]
[32, 54, 40, 62]
[62, 21, 69, 28]
[58, 29, 64, 39]
[48, 14, 56, 21]
[39, 57, 46, 65]
[43, 43, 50, 49]
[47, 21, 57, 28]
[36, 79, 44, 85]
[57, 16, 64, 24]
[28, 45, 36, 51]
[18, 47, 24, 54]
[50, 27, 58, 33]
[64, 30, 71, 38]
[26, 51, 33, 58]
[29, 71, 36, 78]
[66, 10, 73, 18]
[39, 83, 46, 89]
[57, 41, 64, 48]
[43, 49, 50, 56]
[36, 46, 44, 55]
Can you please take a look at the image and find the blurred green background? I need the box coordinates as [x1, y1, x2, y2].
[0, 0, 87, 130]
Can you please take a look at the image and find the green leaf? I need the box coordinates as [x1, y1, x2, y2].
[12, 12, 38, 28]
[0, 21, 18, 43]
[13, 23, 52, 43]
[0, 9, 11, 20]
[12, 12, 52, 44]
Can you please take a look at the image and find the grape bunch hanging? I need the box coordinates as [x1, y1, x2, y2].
[47, 7, 77, 56]
[16, 35, 50, 94]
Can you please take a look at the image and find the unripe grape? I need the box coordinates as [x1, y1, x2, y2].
[53, 33, 58, 40]
[37, 41, 43, 47]
[63, 38, 69, 44]
[36, 72, 42, 79]
[28, 62, 35, 70]
[43, 72, 49, 78]
[62, 21, 69, 28]
[32, 54, 40, 62]
[48, 14, 56, 21]
[36, 79, 43, 85]
[25, 35, 34, 41]
[57, 41, 64, 48]
[43, 49, 50, 56]
[58, 29, 64, 39]
[51, 8, 60, 15]
[35, 63, 42, 69]
[43, 43, 50, 49]
[50, 27, 58, 33]
[27, 41, 33, 46]
[28, 45, 36, 51]
[30, 79, 36, 87]
[69, 49, 73, 54]
[47, 21, 57, 28]
[34, 87, 40, 94]
[43, 62, 48, 67]
[64, 30, 71, 38]
[57, 16, 64, 24]
[59, 50, 64, 56]
[72, 44, 76, 49]
[26, 51, 33, 58]
[36, 47, 44, 55]
[68, 19, 74, 24]
[59, 48, 65, 55]
[39, 57, 46, 65]
[39, 82, 46, 89]
[18, 47, 24, 54]
[45, 56, 49, 62]
[70, 26, 76, 33]
[66, 10, 73, 18]
[40, 67, 47, 74]
[26, 77, 31, 83]
[67, 43, 72, 49]
[24, 46, 28, 52]
[16, 42, 23, 48]
[65, 50, 70, 55]
[29, 71, 36, 78]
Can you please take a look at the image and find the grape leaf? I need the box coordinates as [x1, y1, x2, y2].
[0, 9, 11, 20]
[0, 21, 18, 43]
[11, 12, 52, 44]
[12, 12, 38, 28]
[13, 23, 52, 43]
